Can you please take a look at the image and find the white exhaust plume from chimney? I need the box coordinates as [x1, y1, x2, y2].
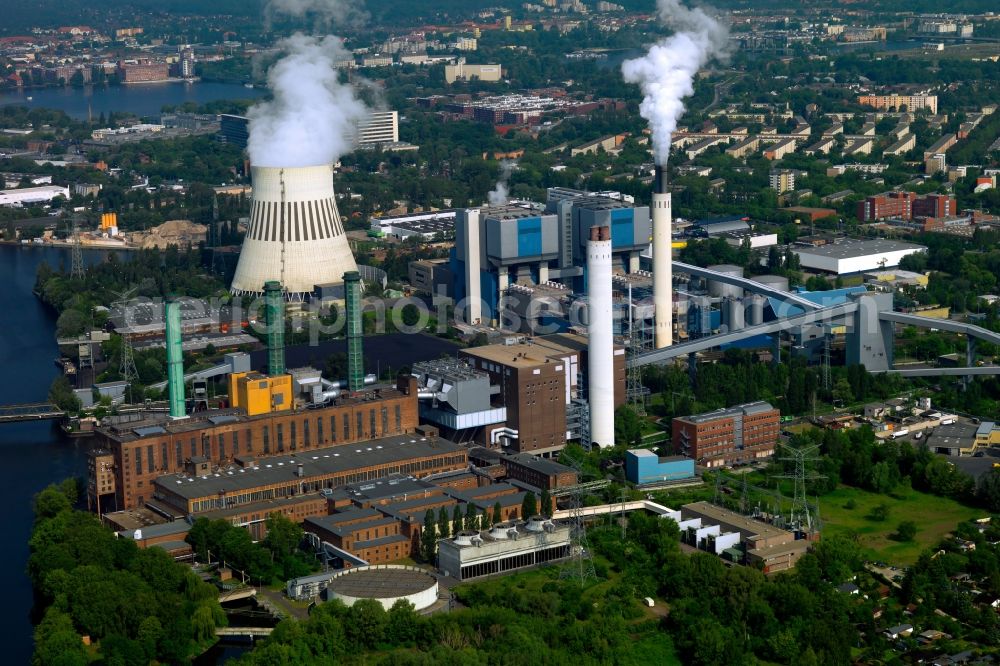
[264, 0, 368, 30]
[487, 160, 517, 206]
[621, 0, 728, 166]
[247, 33, 369, 168]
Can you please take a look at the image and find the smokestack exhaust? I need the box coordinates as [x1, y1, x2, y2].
[654, 165, 669, 194]
[587, 225, 614, 449]
[165, 298, 187, 419]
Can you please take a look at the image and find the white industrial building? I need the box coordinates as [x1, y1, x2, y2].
[370, 209, 456, 240]
[0, 184, 70, 207]
[791, 239, 926, 275]
[437, 518, 571, 581]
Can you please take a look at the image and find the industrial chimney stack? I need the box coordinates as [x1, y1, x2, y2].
[164, 298, 187, 419]
[344, 270, 364, 392]
[652, 165, 673, 349]
[264, 281, 285, 376]
[587, 225, 614, 449]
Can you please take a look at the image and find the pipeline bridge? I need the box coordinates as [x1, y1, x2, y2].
[629, 290, 1000, 380]
[215, 627, 273, 639]
[0, 402, 65, 423]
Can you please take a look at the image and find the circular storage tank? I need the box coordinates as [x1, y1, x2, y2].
[724, 297, 745, 332]
[745, 294, 766, 326]
[754, 274, 789, 293]
[707, 264, 744, 299]
[324, 566, 439, 611]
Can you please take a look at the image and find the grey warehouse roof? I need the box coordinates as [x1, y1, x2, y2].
[793, 239, 925, 260]
[154, 435, 465, 500]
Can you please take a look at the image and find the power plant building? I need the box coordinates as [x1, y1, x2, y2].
[92, 377, 422, 510]
[437, 518, 571, 581]
[672, 401, 780, 468]
[452, 192, 651, 325]
[459, 334, 625, 454]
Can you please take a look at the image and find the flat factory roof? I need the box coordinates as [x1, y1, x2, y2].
[793, 239, 925, 260]
[155, 435, 465, 500]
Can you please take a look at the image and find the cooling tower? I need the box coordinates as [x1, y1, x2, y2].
[231, 165, 358, 299]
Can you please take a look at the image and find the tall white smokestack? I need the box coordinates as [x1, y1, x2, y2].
[652, 166, 672, 348]
[623, 0, 727, 348]
[231, 165, 358, 298]
[587, 225, 614, 449]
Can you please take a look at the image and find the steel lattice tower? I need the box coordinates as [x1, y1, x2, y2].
[113, 288, 139, 403]
[559, 455, 597, 586]
[69, 221, 85, 280]
[776, 442, 824, 534]
[624, 283, 648, 416]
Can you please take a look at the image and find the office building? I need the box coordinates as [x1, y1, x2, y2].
[219, 114, 250, 148]
[672, 401, 780, 467]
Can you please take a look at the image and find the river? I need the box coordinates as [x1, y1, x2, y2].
[0, 82, 266, 120]
[0, 245, 112, 663]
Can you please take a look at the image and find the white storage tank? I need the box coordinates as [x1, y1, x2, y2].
[707, 264, 744, 299]
[745, 294, 766, 326]
[754, 274, 789, 293]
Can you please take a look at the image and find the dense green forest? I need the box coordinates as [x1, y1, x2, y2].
[29, 482, 227, 664]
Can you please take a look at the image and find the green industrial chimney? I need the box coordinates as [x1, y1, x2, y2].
[344, 271, 364, 392]
[264, 281, 285, 376]
[164, 298, 186, 418]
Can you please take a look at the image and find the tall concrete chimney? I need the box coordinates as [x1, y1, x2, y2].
[587, 225, 614, 449]
[264, 281, 285, 376]
[344, 270, 364, 392]
[164, 298, 187, 419]
[652, 165, 672, 348]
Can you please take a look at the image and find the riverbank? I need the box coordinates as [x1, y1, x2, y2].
[0, 239, 134, 251]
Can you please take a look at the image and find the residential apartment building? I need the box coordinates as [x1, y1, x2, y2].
[858, 94, 938, 114]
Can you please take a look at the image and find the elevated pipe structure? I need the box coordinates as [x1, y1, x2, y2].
[673, 262, 823, 312]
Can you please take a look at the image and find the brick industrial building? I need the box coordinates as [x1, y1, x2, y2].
[459, 334, 625, 455]
[91, 377, 421, 510]
[856, 191, 957, 222]
[672, 401, 780, 467]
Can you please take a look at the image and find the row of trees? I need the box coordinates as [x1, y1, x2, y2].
[30, 481, 226, 665]
[185, 513, 316, 585]
[418, 492, 551, 562]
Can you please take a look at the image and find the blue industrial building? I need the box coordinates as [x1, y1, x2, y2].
[625, 449, 696, 485]
[453, 191, 651, 325]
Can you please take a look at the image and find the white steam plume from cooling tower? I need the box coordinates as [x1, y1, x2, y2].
[247, 33, 369, 168]
[621, 0, 728, 166]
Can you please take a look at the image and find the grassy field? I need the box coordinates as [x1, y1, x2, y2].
[819, 485, 984, 565]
